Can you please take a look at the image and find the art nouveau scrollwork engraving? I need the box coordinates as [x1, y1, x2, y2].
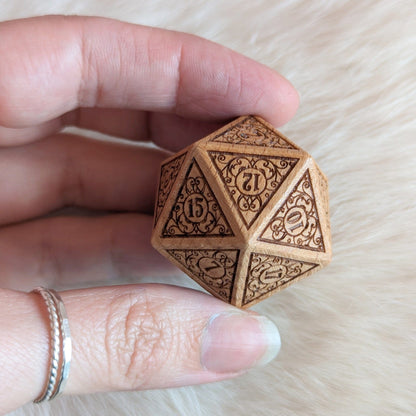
[243, 252, 318, 305]
[163, 159, 233, 237]
[154, 153, 186, 225]
[167, 249, 240, 302]
[209, 152, 298, 228]
[210, 116, 297, 149]
[259, 170, 325, 252]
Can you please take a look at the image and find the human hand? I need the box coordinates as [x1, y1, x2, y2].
[0, 16, 299, 414]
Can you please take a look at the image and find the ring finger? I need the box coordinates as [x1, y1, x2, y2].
[0, 213, 179, 290]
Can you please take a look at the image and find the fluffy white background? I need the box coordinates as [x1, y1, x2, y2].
[2, 1, 415, 415]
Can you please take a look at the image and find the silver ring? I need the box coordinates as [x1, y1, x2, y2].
[32, 287, 72, 403]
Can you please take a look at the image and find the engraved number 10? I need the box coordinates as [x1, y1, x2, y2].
[284, 207, 307, 235]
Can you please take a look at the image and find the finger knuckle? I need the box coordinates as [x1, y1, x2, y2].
[103, 289, 175, 390]
[60, 137, 85, 205]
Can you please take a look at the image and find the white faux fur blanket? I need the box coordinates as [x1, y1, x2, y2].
[2, 1, 415, 415]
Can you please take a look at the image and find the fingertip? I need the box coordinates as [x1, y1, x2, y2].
[259, 69, 300, 127]
[273, 75, 300, 126]
[200, 310, 281, 374]
[230, 57, 300, 127]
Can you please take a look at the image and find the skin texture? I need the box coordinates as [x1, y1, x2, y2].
[0, 16, 299, 414]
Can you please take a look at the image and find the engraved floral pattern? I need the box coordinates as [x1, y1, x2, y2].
[167, 249, 239, 302]
[243, 252, 318, 305]
[154, 153, 186, 225]
[210, 116, 297, 149]
[209, 152, 298, 228]
[162, 159, 233, 237]
[259, 170, 325, 251]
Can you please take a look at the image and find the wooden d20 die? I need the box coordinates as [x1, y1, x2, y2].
[151, 116, 332, 308]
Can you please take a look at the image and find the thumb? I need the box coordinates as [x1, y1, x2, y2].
[0, 284, 281, 414]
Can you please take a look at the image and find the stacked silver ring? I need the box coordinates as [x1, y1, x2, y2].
[32, 287, 72, 403]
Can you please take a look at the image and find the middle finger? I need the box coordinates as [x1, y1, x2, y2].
[0, 213, 178, 290]
[0, 133, 169, 225]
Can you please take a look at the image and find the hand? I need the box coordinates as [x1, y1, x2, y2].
[0, 16, 299, 414]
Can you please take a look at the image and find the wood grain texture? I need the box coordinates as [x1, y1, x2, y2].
[151, 115, 332, 307]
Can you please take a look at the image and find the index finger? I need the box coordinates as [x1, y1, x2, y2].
[0, 15, 299, 132]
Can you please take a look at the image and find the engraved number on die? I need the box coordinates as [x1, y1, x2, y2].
[236, 168, 266, 196]
[184, 194, 208, 222]
[253, 263, 287, 284]
[197, 257, 226, 279]
[284, 206, 308, 236]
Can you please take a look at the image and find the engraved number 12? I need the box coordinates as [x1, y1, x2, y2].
[242, 172, 260, 192]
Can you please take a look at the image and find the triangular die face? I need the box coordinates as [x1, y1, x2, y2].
[167, 249, 240, 302]
[154, 153, 186, 225]
[209, 116, 297, 149]
[259, 170, 325, 252]
[209, 151, 299, 229]
[243, 252, 318, 306]
[314, 167, 331, 231]
[162, 158, 233, 237]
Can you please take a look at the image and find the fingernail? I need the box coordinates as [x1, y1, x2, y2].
[200, 311, 281, 373]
